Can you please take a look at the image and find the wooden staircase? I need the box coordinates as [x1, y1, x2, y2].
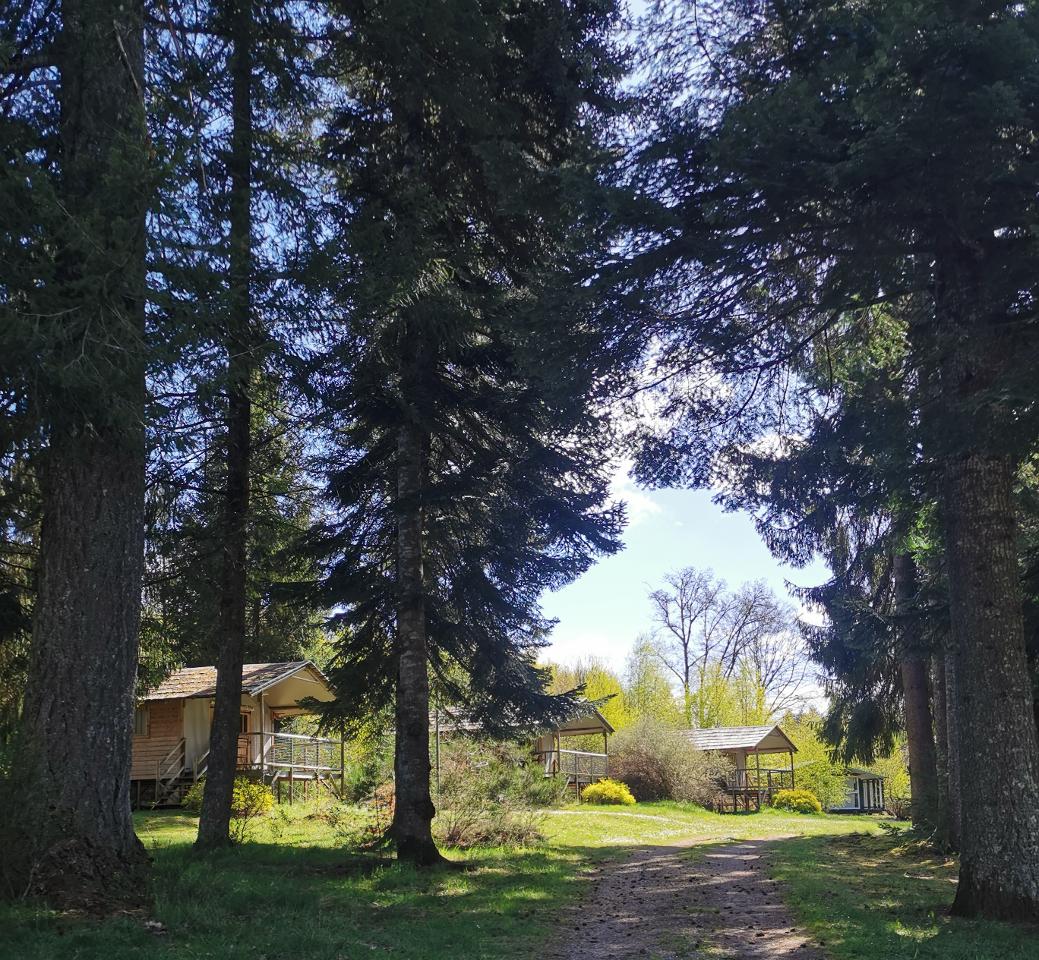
[152, 737, 189, 808]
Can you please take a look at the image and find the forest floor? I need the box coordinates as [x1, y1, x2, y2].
[0, 802, 1034, 959]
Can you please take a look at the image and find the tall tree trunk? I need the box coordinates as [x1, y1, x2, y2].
[934, 247, 1039, 919]
[930, 654, 953, 850]
[1, 0, 150, 909]
[893, 553, 939, 832]
[390, 353, 443, 865]
[196, 0, 254, 849]
[942, 454, 1039, 920]
[944, 650, 963, 851]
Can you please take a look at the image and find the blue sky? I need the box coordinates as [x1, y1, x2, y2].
[541, 478, 831, 674]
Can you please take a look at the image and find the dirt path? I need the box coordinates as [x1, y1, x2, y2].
[546, 838, 826, 960]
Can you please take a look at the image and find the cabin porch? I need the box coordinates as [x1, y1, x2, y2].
[138, 729, 345, 808]
[684, 725, 799, 813]
[722, 765, 796, 812]
[533, 710, 613, 795]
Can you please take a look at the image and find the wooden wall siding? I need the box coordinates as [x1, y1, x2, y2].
[131, 699, 184, 780]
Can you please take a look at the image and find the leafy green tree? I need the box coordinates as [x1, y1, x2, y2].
[624, 640, 682, 725]
[550, 659, 632, 731]
[782, 712, 848, 812]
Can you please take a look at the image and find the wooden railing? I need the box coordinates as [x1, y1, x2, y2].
[237, 731, 341, 773]
[194, 749, 210, 781]
[154, 737, 186, 805]
[535, 748, 608, 782]
[726, 768, 794, 794]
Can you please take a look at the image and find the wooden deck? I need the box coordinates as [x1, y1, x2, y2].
[534, 747, 608, 793]
[135, 730, 344, 807]
[722, 767, 795, 812]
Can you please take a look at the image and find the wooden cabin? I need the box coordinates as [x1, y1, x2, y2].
[684, 724, 797, 812]
[131, 660, 340, 807]
[828, 768, 887, 813]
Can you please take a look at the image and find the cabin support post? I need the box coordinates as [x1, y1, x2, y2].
[789, 750, 794, 789]
[434, 706, 441, 797]
[259, 692, 266, 779]
[339, 723, 346, 798]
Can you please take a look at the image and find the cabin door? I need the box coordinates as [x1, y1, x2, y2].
[236, 711, 251, 768]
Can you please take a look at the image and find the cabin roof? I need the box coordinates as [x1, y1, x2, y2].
[684, 724, 798, 754]
[846, 766, 886, 779]
[555, 706, 614, 737]
[142, 661, 330, 701]
[434, 702, 614, 737]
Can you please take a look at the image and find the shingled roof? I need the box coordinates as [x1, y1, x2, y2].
[143, 661, 320, 700]
[683, 724, 797, 754]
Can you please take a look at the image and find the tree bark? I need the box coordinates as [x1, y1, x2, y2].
[930, 654, 953, 850]
[390, 355, 444, 866]
[196, 0, 254, 850]
[2, 0, 150, 909]
[943, 454, 1039, 920]
[944, 650, 963, 851]
[893, 553, 939, 833]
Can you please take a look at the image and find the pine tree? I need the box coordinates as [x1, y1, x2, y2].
[142, 381, 328, 684]
[633, 0, 1039, 918]
[144, 0, 327, 846]
[316, 0, 627, 864]
[0, 0, 152, 907]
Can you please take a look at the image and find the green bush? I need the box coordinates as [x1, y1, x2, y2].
[771, 788, 823, 815]
[182, 776, 276, 842]
[340, 727, 395, 803]
[608, 718, 733, 807]
[581, 778, 636, 805]
[434, 739, 558, 849]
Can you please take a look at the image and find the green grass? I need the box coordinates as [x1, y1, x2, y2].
[0, 802, 1029, 960]
[770, 830, 1039, 960]
[543, 800, 888, 849]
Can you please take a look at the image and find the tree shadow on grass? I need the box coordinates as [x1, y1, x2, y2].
[0, 834, 616, 960]
[768, 832, 1038, 960]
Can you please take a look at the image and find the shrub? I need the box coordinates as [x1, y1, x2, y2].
[609, 718, 733, 807]
[885, 793, 911, 820]
[433, 738, 553, 848]
[182, 776, 276, 842]
[340, 729, 395, 803]
[771, 788, 823, 815]
[581, 778, 636, 805]
[779, 713, 851, 810]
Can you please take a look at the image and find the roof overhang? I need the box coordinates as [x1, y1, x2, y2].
[687, 724, 798, 755]
[141, 660, 336, 707]
[554, 707, 614, 737]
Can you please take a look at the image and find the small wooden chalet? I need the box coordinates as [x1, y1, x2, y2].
[533, 708, 614, 792]
[828, 768, 886, 813]
[685, 724, 797, 812]
[132, 660, 340, 807]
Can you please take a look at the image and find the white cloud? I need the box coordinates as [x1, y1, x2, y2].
[609, 456, 662, 530]
[795, 602, 826, 629]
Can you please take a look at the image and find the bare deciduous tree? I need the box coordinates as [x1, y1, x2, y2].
[648, 567, 815, 725]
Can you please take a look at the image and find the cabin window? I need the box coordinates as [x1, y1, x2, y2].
[240, 712, 250, 734]
[133, 705, 149, 737]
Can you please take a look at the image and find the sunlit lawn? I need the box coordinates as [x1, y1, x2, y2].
[771, 831, 1039, 960]
[0, 801, 1032, 960]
